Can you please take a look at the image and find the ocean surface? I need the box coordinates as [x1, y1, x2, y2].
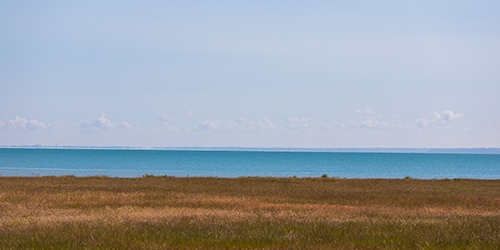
[1, 148, 499, 179]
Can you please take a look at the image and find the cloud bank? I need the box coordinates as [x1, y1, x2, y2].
[79, 113, 132, 132]
[349, 119, 388, 130]
[197, 117, 275, 132]
[416, 111, 464, 128]
[345, 108, 389, 130]
[159, 115, 173, 126]
[1, 116, 48, 130]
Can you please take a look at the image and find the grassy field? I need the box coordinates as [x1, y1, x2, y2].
[1, 176, 499, 249]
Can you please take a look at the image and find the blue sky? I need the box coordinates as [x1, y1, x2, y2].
[1, 1, 499, 148]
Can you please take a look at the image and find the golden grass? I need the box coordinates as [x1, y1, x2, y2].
[1, 176, 500, 249]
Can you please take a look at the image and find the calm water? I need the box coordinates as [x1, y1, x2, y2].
[1, 148, 499, 179]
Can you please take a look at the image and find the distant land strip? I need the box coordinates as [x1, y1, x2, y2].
[1, 145, 500, 154]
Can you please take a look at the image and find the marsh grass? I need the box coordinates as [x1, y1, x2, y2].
[1, 176, 500, 249]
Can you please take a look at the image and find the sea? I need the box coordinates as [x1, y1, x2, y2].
[1, 148, 499, 179]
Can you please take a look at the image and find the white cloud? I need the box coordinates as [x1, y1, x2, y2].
[285, 117, 332, 133]
[4, 116, 48, 130]
[79, 113, 133, 132]
[416, 118, 429, 128]
[157, 114, 181, 131]
[196, 117, 275, 132]
[286, 117, 314, 132]
[441, 110, 464, 123]
[347, 119, 389, 130]
[227, 117, 246, 130]
[8, 116, 28, 130]
[198, 120, 221, 130]
[26, 119, 47, 130]
[394, 124, 412, 130]
[248, 118, 275, 131]
[0, 121, 5, 128]
[355, 108, 376, 116]
[116, 121, 133, 129]
[416, 110, 464, 128]
[187, 110, 194, 118]
[79, 113, 113, 131]
[342, 108, 389, 130]
[350, 119, 388, 129]
[159, 114, 173, 126]
[355, 108, 382, 119]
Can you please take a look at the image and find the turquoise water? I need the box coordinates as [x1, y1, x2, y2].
[0, 148, 499, 179]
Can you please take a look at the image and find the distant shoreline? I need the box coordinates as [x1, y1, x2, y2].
[1, 145, 500, 154]
[0, 175, 498, 181]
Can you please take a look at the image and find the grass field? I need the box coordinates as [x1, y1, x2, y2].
[1, 176, 499, 249]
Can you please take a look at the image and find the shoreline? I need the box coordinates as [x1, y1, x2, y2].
[1, 174, 500, 180]
[2, 146, 500, 154]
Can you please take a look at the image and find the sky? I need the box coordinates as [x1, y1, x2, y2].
[1, 1, 499, 148]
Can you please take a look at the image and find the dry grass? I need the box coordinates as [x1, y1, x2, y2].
[1, 176, 500, 249]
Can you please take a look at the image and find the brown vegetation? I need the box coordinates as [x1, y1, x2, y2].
[1, 176, 499, 249]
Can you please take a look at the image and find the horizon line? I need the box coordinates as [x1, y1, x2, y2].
[1, 145, 499, 154]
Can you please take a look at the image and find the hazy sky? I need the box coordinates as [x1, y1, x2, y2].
[1, 1, 499, 148]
